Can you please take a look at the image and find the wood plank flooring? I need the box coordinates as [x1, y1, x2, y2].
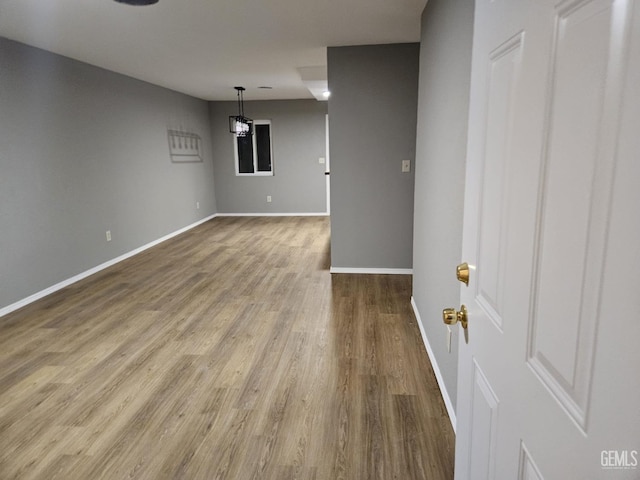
[0, 216, 455, 479]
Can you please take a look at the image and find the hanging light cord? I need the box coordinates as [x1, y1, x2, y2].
[236, 87, 246, 117]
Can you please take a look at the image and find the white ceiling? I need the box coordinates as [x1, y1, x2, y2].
[0, 0, 426, 101]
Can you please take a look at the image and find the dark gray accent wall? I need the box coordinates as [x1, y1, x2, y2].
[209, 100, 327, 214]
[328, 44, 419, 270]
[412, 0, 474, 411]
[0, 37, 216, 310]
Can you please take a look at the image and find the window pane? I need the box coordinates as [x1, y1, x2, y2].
[255, 124, 272, 172]
[237, 135, 254, 173]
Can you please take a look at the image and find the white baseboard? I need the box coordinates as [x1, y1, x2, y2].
[411, 296, 457, 433]
[329, 267, 413, 275]
[0, 214, 217, 319]
[216, 212, 329, 217]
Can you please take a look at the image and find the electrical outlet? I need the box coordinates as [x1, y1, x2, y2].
[106, 230, 112, 242]
[402, 159, 411, 173]
[319, 157, 325, 164]
[267, 195, 272, 203]
[196, 201, 200, 209]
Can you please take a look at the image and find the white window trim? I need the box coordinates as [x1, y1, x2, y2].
[233, 119, 274, 176]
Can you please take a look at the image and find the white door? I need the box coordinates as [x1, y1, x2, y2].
[454, 0, 640, 478]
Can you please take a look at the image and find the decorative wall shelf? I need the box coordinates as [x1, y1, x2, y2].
[168, 130, 202, 163]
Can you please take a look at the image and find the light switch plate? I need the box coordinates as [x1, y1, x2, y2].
[402, 159, 411, 173]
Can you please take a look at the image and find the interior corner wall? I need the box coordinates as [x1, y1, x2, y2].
[209, 100, 328, 214]
[327, 43, 419, 270]
[0, 37, 216, 311]
[412, 0, 474, 411]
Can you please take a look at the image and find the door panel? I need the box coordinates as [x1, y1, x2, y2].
[477, 32, 524, 332]
[527, 0, 632, 431]
[518, 443, 544, 480]
[468, 360, 499, 480]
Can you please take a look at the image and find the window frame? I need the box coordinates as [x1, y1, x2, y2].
[233, 119, 274, 176]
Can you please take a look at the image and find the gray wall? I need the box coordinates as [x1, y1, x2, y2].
[327, 44, 419, 270]
[209, 100, 327, 214]
[412, 0, 474, 412]
[0, 37, 216, 310]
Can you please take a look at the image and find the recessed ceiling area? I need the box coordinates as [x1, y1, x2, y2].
[0, 0, 426, 101]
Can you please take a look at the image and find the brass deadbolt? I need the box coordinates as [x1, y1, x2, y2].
[456, 262, 470, 286]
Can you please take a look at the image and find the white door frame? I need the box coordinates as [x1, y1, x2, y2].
[325, 113, 331, 215]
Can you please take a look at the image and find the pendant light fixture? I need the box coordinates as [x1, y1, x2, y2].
[229, 87, 253, 137]
[114, 0, 159, 5]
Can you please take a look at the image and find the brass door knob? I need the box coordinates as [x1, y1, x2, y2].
[443, 305, 468, 329]
[456, 262, 470, 285]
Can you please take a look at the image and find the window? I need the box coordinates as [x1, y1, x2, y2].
[234, 120, 273, 175]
